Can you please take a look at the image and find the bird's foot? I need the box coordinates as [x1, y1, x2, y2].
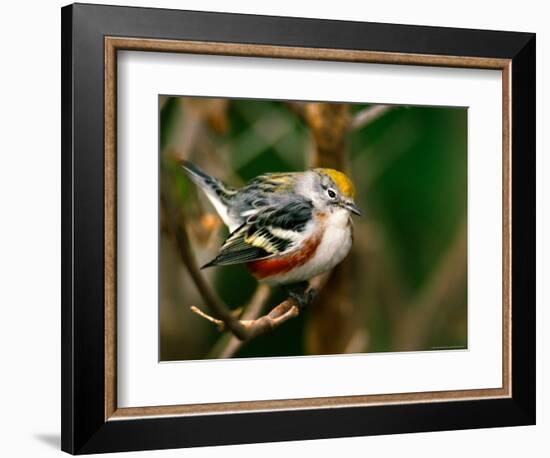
[306, 288, 318, 305]
[285, 282, 318, 309]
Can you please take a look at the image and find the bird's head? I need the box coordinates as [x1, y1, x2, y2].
[307, 168, 362, 216]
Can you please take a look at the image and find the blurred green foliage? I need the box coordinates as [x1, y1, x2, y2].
[159, 96, 467, 361]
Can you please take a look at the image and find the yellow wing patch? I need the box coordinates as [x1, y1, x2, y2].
[317, 168, 355, 198]
[244, 231, 278, 253]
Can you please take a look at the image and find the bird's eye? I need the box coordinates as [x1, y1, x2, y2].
[327, 188, 337, 199]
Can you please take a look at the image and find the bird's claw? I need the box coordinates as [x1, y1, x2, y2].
[287, 286, 318, 309]
[306, 288, 318, 305]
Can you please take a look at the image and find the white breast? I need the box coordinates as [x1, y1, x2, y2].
[264, 208, 353, 285]
[307, 209, 353, 273]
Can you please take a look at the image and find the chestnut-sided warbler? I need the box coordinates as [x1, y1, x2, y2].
[181, 160, 361, 304]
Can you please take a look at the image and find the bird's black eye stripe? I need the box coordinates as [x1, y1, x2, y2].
[327, 188, 337, 199]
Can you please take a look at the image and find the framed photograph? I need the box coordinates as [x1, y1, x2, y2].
[61, 3, 536, 454]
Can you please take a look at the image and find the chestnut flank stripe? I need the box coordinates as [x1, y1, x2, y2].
[247, 232, 323, 279]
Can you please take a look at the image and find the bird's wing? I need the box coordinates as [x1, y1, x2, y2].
[223, 172, 300, 226]
[202, 198, 314, 268]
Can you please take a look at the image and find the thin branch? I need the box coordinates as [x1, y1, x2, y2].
[351, 105, 393, 130]
[192, 273, 330, 349]
[191, 297, 300, 339]
[208, 284, 271, 359]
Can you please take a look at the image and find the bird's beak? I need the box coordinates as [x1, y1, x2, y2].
[343, 201, 362, 216]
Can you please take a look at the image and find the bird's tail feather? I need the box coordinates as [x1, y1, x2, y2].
[180, 160, 237, 228]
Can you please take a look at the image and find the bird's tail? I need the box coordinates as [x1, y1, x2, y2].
[180, 160, 237, 228]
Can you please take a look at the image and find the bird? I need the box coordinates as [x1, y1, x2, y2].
[181, 160, 361, 306]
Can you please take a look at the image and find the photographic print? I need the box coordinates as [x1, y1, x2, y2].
[159, 96, 467, 361]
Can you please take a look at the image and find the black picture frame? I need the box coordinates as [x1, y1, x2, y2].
[61, 3, 535, 454]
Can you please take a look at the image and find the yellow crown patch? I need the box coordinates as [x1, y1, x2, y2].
[317, 168, 355, 198]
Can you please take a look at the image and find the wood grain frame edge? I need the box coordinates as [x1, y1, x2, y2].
[103, 36, 512, 421]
